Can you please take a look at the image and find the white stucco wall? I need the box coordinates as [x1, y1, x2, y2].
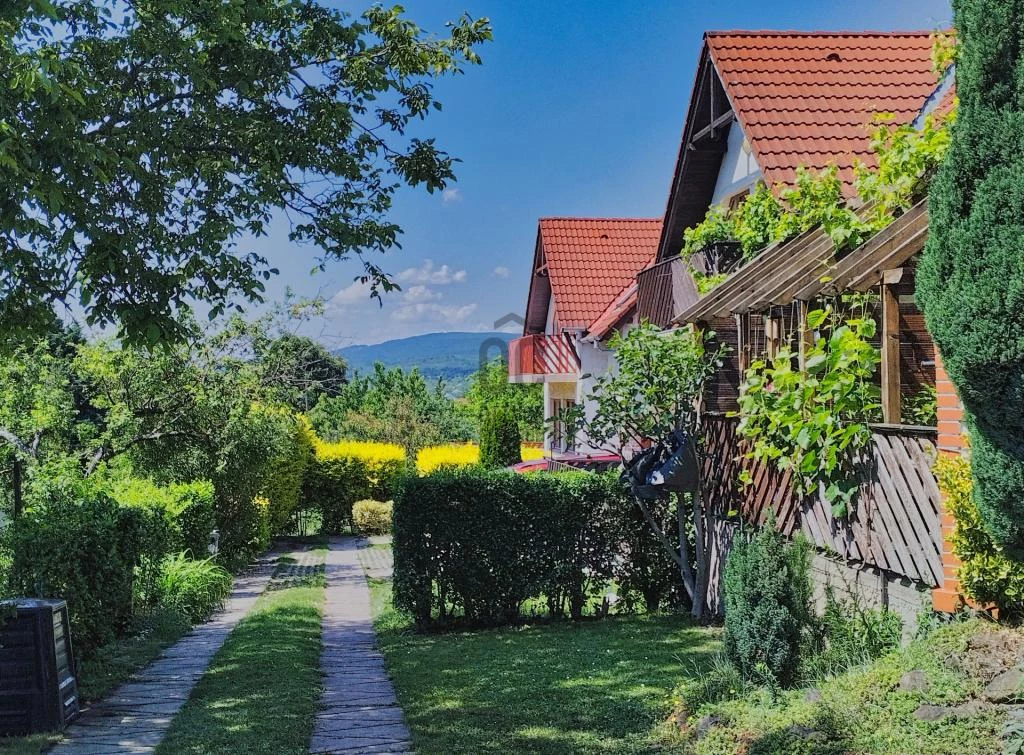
[576, 339, 617, 454]
[710, 122, 762, 206]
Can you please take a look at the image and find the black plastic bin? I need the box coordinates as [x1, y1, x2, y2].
[0, 599, 80, 735]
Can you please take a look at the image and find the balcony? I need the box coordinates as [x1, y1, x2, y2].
[508, 334, 581, 383]
[636, 257, 700, 328]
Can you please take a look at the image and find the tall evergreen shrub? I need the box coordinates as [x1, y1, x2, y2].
[722, 526, 812, 688]
[479, 406, 522, 468]
[917, 0, 1024, 554]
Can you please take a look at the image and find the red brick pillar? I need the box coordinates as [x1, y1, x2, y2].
[932, 352, 968, 612]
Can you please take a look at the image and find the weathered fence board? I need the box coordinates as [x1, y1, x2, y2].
[701, 415, 942, 587]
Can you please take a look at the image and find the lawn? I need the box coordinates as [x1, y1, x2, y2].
[368, 577, 721, 754]
[155, 551, 326, 755]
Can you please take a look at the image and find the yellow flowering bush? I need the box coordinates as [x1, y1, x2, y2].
[416, 443, 546, 474]
[304, 439, 406, 533]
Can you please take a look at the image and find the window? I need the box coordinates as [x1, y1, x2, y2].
[550, 398, 577, 453]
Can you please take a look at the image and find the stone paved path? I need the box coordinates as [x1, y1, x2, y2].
[52, 552, 280, 755]
[310, 537, 412, 755]
[356, 538, 394, 579]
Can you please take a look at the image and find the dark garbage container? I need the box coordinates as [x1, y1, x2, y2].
[0, 599, 80, 735]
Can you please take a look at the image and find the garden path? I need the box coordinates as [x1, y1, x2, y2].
[309, 537, 411, 754]
[51, 551, 280, 755]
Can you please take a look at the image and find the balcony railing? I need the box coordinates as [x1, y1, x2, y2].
[636, 257, 700, 328]
[508, 334, 580, 382]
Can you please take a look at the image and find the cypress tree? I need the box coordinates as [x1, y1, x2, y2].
[479, 406, 522, 468]
[918, 0, 1024, 555]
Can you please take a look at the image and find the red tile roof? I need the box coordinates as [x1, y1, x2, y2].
[539, 218, 661, 331]
[586, 281, 638, 341]
[707, 31, 941, 195]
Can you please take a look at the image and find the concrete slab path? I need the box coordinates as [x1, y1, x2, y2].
[51, 552, 280, 755]
[310, 537, 412, 755]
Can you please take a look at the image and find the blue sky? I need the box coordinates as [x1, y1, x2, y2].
[255, 0, 952, 348]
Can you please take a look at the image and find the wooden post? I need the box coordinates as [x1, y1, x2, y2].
[797, 301, 813, 371]
[880, 271, 903, 423]
[735, 313, 748, 374]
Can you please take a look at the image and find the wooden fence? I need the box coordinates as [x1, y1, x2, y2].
[701, 414, 943, 587]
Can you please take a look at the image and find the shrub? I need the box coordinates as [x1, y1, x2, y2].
[801, 588, 902, 681]
[303, 439, 405, 534]
[109, 478, 216, 559]
[259, 414, 315, 534]
[723, 526, 813, 688]
[6, 488, 170, 655]
[416, 443, 479, 474]
[393, 468, 632, 626]
[352, 500, 393, 536]
[615, 494, 681, 613]
[938, 453, 1024, 616]
[479, 406, 522, 468]
[917, 0, 1024, 555]
[416, 443, 544, 474]
[155, 552, 233, 623]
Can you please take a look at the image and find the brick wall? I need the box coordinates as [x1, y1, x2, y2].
[932, 352, 968, 612]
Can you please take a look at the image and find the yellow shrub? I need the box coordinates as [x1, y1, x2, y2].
[313, 438, 405, 464]
[417, 443, 479, 474]
[521, 445, 546, 462]
[305, 439, 406, 533]
[416, 443, 547, 474]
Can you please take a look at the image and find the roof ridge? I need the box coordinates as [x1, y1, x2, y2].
[705, 29, 937, 37]
[538, 216, 662, 222]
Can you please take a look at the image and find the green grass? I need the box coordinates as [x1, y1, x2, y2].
[368, 577, 721, 754]
[154, 553, 326, 755]
[684, 619, 1008, 754]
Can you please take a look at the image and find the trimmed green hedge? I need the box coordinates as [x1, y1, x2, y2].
[303, 440, 406, 534]
[6, 490, 174, 655]
[393, 468, 675, 627]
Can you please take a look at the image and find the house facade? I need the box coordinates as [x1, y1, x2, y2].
[510, 29, 972, 619]
[507, 218, 661, 455]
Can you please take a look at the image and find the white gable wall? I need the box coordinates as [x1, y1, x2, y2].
[709, 122, 763, 207]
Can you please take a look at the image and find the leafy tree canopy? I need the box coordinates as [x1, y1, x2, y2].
[0, 1, 491, 345]
[464, 358, 543, 442]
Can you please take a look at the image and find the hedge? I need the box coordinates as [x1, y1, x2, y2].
[352, 499, 393, 536]
[303, 439, 405, 534]
[110, 478, 216, 559]
[393, 468, 671, 626]
[415, 443, 544, 474]
[6, 489, 174, 655]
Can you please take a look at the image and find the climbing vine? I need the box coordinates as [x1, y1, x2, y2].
[734, 299, 881, 516]
[682, 105, 954, 287]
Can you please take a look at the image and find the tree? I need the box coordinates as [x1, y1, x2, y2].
[0, 1, 491, 345]
[917, 0, 1024, 554]
[560, 323, 726, 618]
[308, 363, 472, 455]
[465, 358, 544, 442]
[479, 406, 522, 468]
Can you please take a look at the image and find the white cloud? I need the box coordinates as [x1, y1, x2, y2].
[492, 266, 510, 278]
[442, 187, 463, 204]
[403, 284, 442, 303]
[391, 302, 477, 324]
[328, 279, 373, 308]
[396, 259, 468, 286]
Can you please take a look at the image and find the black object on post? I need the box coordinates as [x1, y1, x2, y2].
[0, 599, 80, 735]
[621, 431, 700, 499]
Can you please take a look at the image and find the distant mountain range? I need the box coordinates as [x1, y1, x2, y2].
[336, 331, 516, 395]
